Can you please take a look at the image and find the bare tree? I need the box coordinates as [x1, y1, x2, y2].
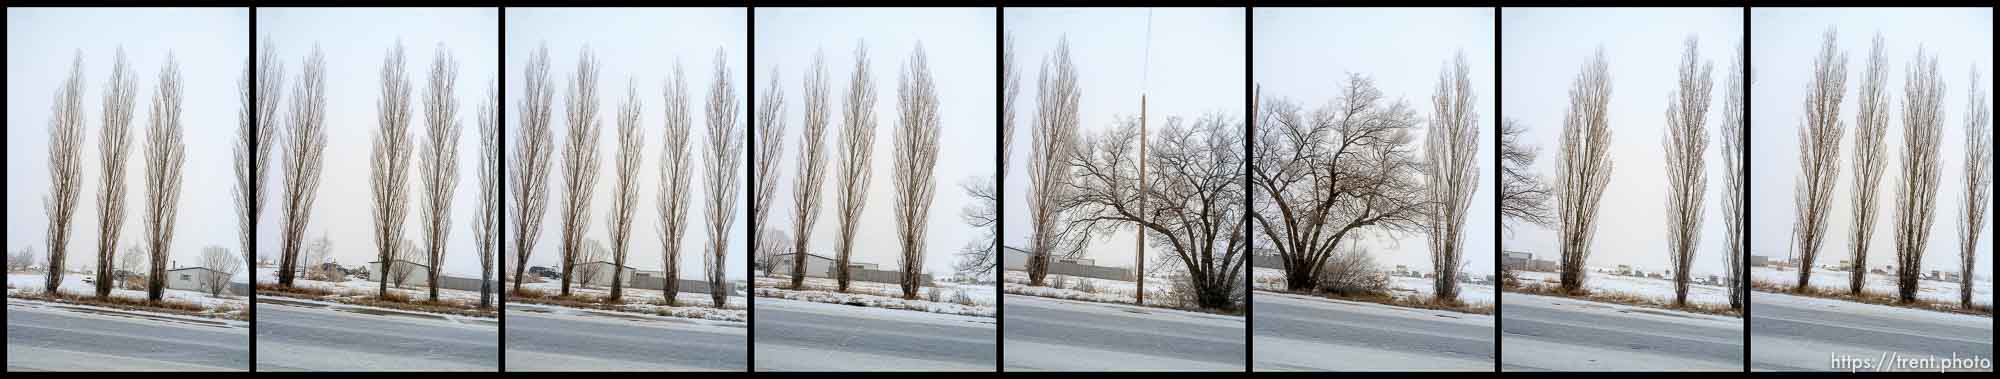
[573, 240, 608, 289]
[1722, 43, 1748, 310]
[754, 63, 787, 288]
[559, 46, 602, 297]
[1253, 75, 1424, 292]
[97, 47, 138, 299]
[1499, 118, 1553, 232]
[607, 78, 643, 302]
[1426, 51, 1480, 303]
[45, 51, 86, 295]
[119, 246, 146, 290]
[246, 37, 284, 279]
[893, 44, 942, 299]
[1893, 48, 1944, 303]
[1793, 28, 1847, 292]
[758, 229, 790, 278]
[1959, 67, 1991, 308]
[704, 48, 744, 307]
[956, 33, 1016, 281]
[372, 42, 415, 298]
[201, 246, 241, 297]
[511, 43, 556, 293]
[659, 61, 693, 304]
[1664, 37, 1713, 308]
[143, 53, 186, 302]
[834, 42, 877, 292]
[419, 44, 461, 302]
[1068, 114, 1247, 311]
[389, 239, 419, 291]
[1027, 37, 1082, 286]
[1557, 47, 1614, 295]
[476, 78, 499, 308]
[1847, 34, 1891, 296]
[279, 45, 329, 289]
[789, 52, 833, 289]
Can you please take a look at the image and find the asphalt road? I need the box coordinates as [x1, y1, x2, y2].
[753, 298, 995, 371]
[1003, 295, 1245, 371]
[1750, 291, 1994, 372]
[6, 302, 248, 371]
[505, 307, 746, 371]
[1252, 292, 1492, 371]
[1500, 292, 1743, 371]
[254, 300, 498, 371]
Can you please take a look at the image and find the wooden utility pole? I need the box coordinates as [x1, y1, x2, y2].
[1136, 94, 1147, 306]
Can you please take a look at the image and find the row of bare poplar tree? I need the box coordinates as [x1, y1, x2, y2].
[260, 39, 503, 309]
[755, 41, 944, 301]
[503, 44, 743, 308]
[1790, 28, 1990, 308]
[40, 48, 188, 303]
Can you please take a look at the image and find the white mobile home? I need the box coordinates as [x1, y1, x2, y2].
[166, 267, 231, 294]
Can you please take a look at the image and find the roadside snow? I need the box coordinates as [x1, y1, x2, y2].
[1516, 270, 1731, 307]
[1001, 270, 1172, 307]
[1750, 266, 1993, 307]
[1251, 267, 1495, 306]
[7, 272, 247, 320]
[752, 276, 993, 318]
[512, 279, 748, 322]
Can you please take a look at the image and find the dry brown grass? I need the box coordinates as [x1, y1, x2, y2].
[257, 282, 495, 318]
[11, 291, 246, 321]
[1751, 279, 1992, 317]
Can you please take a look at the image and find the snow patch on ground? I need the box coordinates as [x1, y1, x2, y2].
[751, 276, 993, 318]
[1001, 270, 1174, 307]
[1750, 266, 1993, 307]
[507, 302, 748, 329]
[1251, 267, 1495, 306]
[1515, 270, 1731, 307]
[8, 272, 246, 320]
[515, 280, 748, 322]
[755, 297, 999, 327]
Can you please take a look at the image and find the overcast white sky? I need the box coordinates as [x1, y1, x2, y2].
[8, 8, 246, 275]
[1256, 7, 1497, 277]
[1003, 8, 1246, 270]
[1502, 8, 1742, 277]
[506, 8, 748, 281]
[757, 8, 996, 280]
[1749, 8, 1993, 278]
[258, 8, 497, 277]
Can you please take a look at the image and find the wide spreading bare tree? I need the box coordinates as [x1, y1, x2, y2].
[607, 78, 642, 302]
[758, 230, 791, 278]
[389, 239, 420, 290]
[119, 246, 145, 290]
[1253, 75, 1424, 292]
[1793, 28, 1847, 292]
[1663, 37, 1713, 308]
[1556, 47, 1614, 295]
[511, 43, 556, 293]
[574, 240, 608, 289]
[1959, 67, 1991, 308]
[201, 246, 242, 297]
[790, 51, 831, 289]
[372, 42, 415, 299]
[96, 48, 137, 299]
[704, 48, 743, 306]
[45, 51, 85, 296]
[1026, 37, 1083, 286]
[1068, 114, 1247, 311]
[753, 64, 786, 289]
[419, 45, 462, 302]
[559, 46, 602, 297]
[955, 34, 1016, 280]
[1426, 51, 1480, 303]
[1846, 34, 1892, 296]
[834, 42, 878, 292]
[246, 37, 284, 279]
[475, 78, 499, 308]
[1722, 43, 1748, 310]
[893, 44, 942, 299]
[659, 61, 693, 304]
[278, 45, 329, 288]
[1499, 118, 1553, 233]
[143, 53, 187, 302]
[1892, 48, 1944, 304]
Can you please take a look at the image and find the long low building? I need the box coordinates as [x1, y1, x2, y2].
[1003, 246, 1133, 282]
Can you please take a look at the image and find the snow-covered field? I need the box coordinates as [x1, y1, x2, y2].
[1250, 268, 1495, 306]
[1513, 270, 1732, 307]
[1751, 266, 1993, 307]
[515, 279, 747, 322]
[752, 276, 994, 318]
[7, 272, 247, 320]
[1002, 270, 1173, 307]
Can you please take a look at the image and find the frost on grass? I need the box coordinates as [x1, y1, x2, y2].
[7, 273, 246, 320]
[753, 276, 993, 318]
